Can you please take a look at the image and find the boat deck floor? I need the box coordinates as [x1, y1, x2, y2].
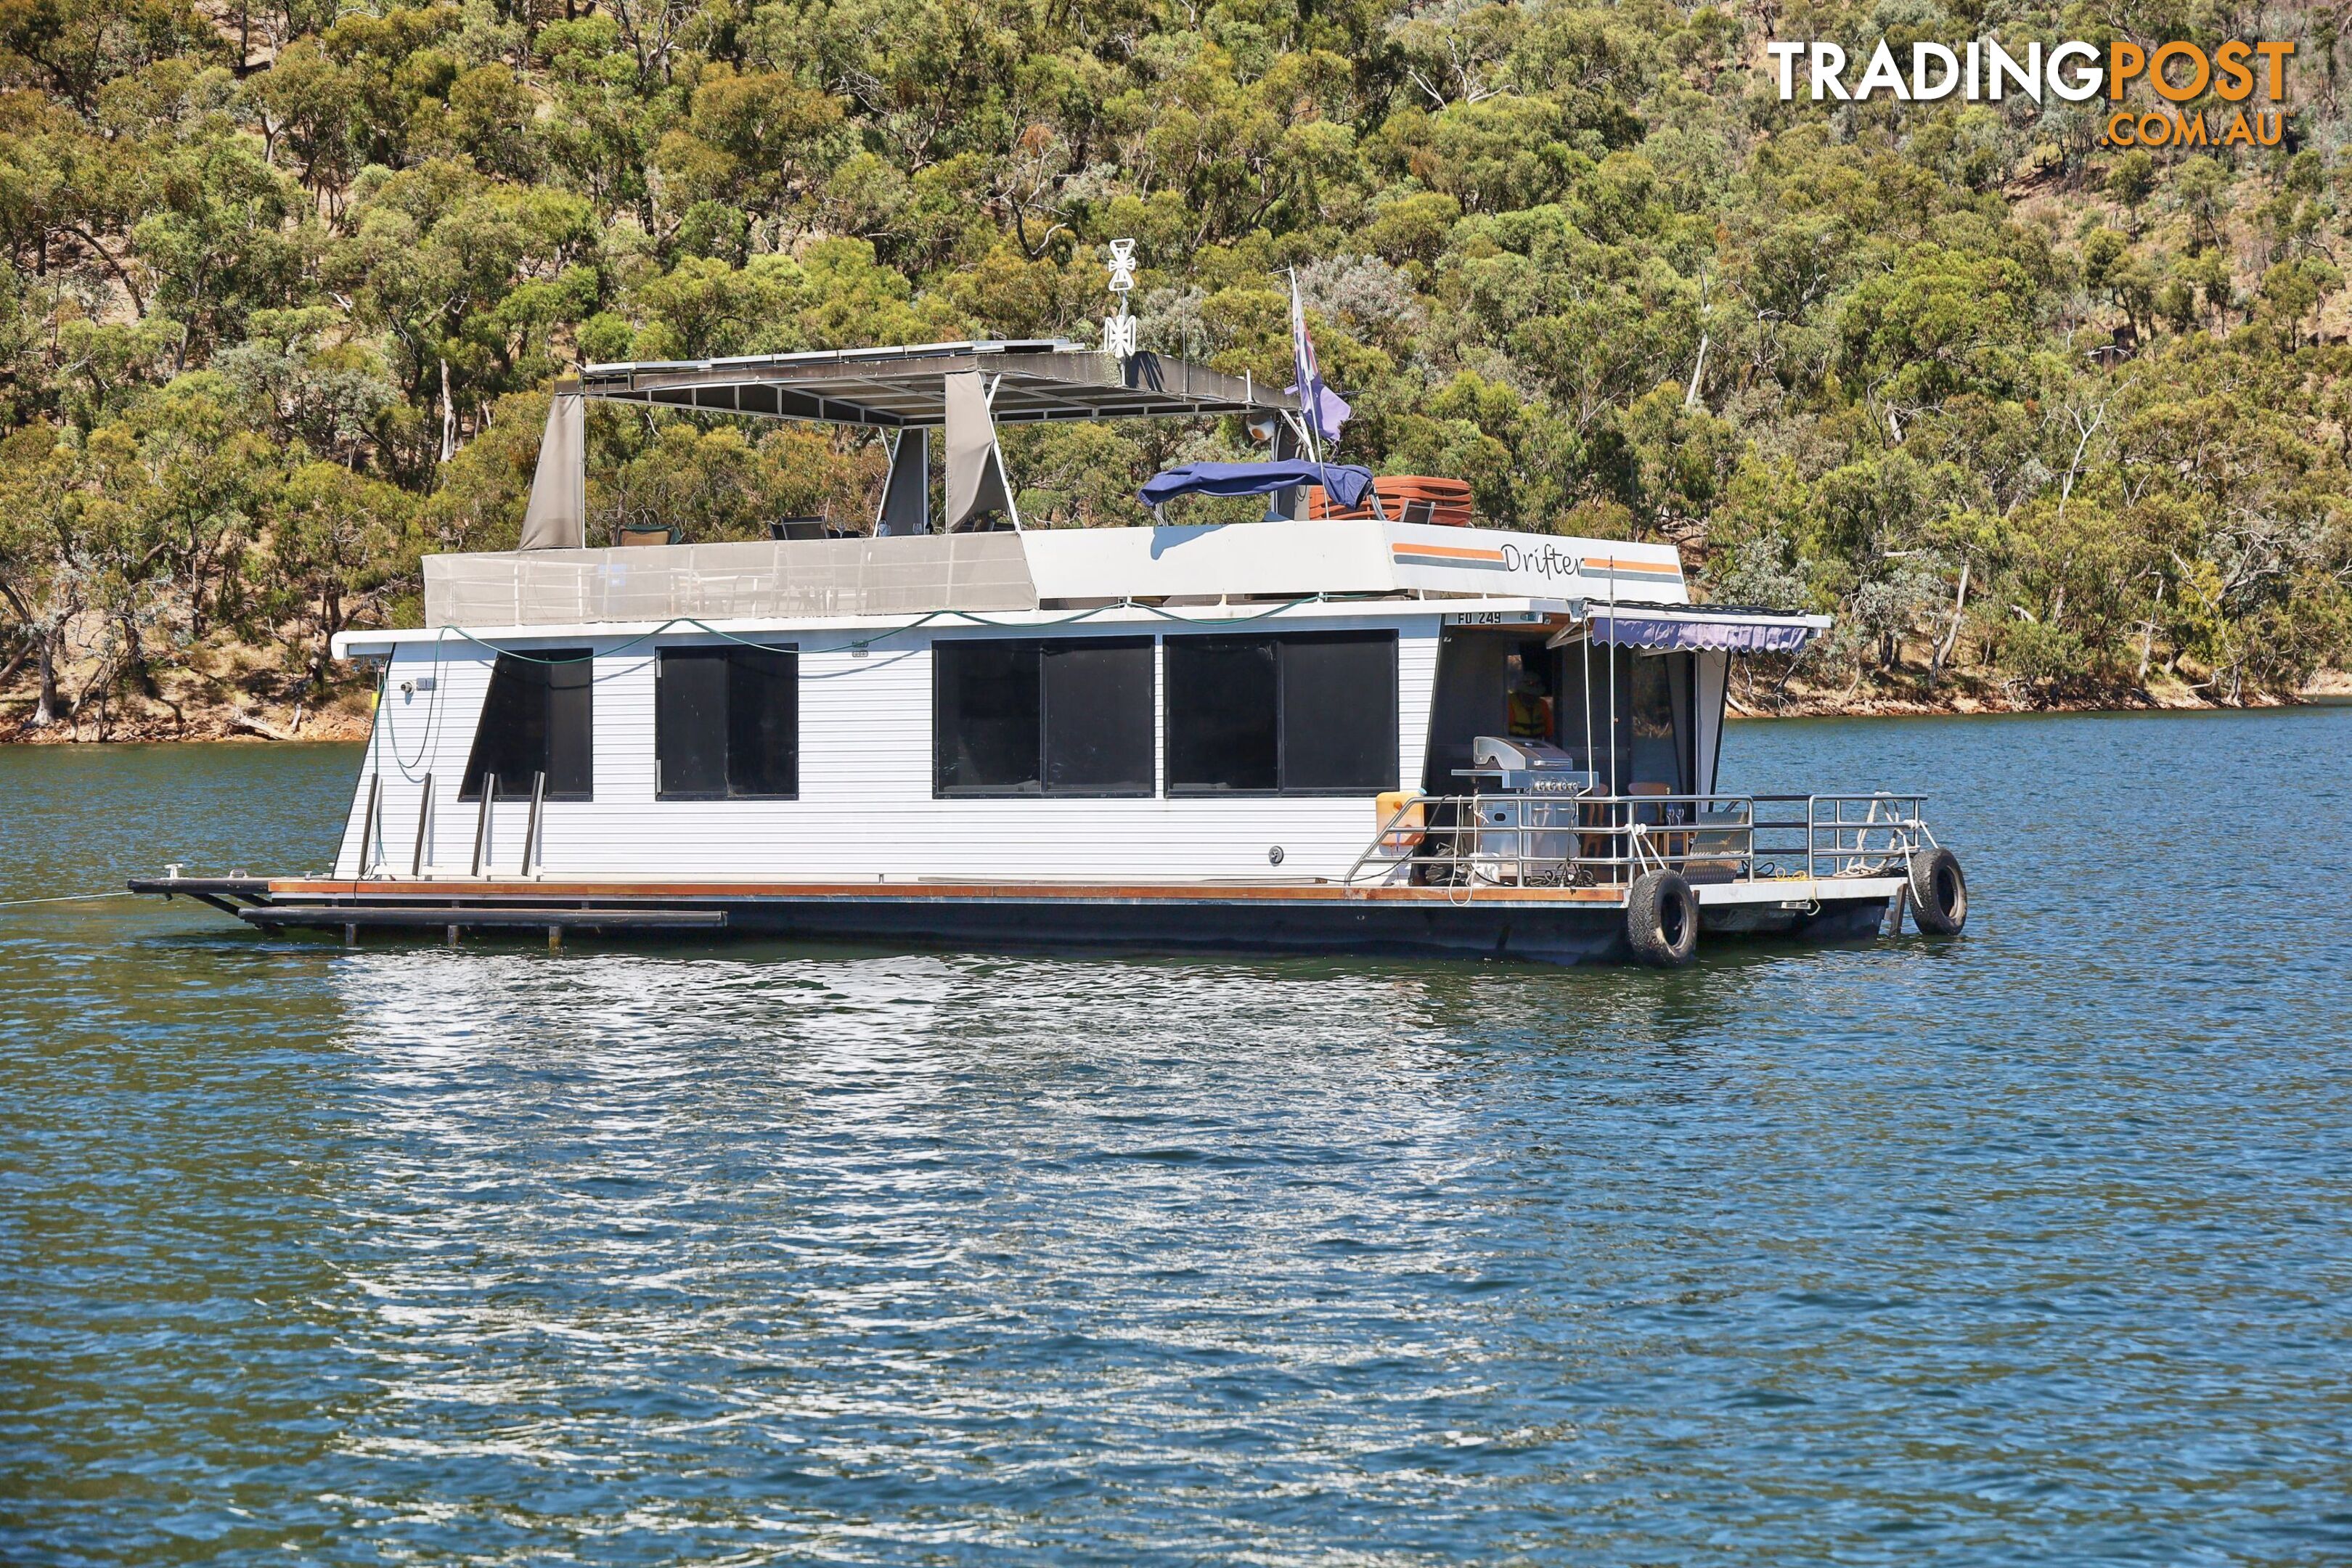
[134, 873, 1900, 907]
[128, 873, 1905, 961]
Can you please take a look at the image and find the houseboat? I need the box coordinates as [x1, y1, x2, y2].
[131, 338, 1968, 965]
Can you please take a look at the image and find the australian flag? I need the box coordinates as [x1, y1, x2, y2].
[1288, 271, 1351, 452]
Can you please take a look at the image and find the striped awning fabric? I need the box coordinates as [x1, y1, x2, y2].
[1589, 605, 1829, 653]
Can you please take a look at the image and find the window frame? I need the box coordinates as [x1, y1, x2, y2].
[1164, 630, 1400, 798]
[931, 634, 1157, 800]
[653, 642, 800, 802]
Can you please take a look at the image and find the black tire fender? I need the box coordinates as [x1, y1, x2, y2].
[1907, 846, 1967, 935]
[1626, 870, 1699, 968]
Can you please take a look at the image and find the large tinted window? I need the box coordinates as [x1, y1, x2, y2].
[461, 650, 592, 800]
[656, 645, 797, 799]
[1164, 638, 1276, 792]
[727, 648, 799, 796]
[1281, 633, 1397, 790]
[1044, 640, 1153, 793]
[934, 637, 1153, 796]
[1167, 632, 1396, 795]
[935, 639, 1042, 793]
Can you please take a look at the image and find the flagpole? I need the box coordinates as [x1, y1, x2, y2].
[1289, 267, 1323, 470]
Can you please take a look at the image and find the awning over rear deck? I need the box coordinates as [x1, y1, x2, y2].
[1584, 603, 1829, 653]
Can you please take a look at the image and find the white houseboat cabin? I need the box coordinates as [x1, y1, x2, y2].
[134, 338, 1967, 965]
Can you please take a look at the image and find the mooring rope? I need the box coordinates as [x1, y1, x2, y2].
[419, 595, 1330, 669]
[0, 891, 137, 907]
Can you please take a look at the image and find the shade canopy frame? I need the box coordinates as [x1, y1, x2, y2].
[567, 340, 1297, 429]
[520, 340, 1299, 548]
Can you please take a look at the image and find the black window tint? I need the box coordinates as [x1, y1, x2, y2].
[935, 640, 1042, 794]
[656, 650, 728, 798]
[1281, 633, 1397, 791]
[1167, 632, 1397, 795]
[547, 660, 592, 798]
[934, 637, 1154, 797]
[1043, 640, 1153, 795]
[727, 648, 799, 796]
[1167, 637, 1277, 793]
[461, 654, 544, 799]
[656, 645, 798, 799]
[461, 650, 592, 801]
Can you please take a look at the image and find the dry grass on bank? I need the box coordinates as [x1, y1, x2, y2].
[1, 637, 375, 743]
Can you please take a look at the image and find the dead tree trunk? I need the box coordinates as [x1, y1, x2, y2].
[1927, 558, 1972, 694]
[33, 629, 60, 726]
[2136, 576, 2165, 684]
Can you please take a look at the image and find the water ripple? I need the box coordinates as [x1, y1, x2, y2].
[3, 713, 2350, 1564]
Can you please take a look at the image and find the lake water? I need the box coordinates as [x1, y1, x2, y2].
[3, 709, 2348, 1565]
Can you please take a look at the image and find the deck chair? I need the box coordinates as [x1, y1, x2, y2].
[1682, 803, 1751, 883]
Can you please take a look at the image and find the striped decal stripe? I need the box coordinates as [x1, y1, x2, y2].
[1392, 546, 1511, 570]
[1389, 542, 1684, 579]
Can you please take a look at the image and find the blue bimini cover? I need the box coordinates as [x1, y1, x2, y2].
[1138, 460, 1374, 512]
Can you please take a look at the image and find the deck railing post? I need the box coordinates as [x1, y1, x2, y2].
[356, 772, 380, 877]
[523, 771, 547, 876]
[409, 772, 434, 878]
[470, 775, 495, 877]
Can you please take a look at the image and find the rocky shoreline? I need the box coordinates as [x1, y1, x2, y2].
[1726, 670, 2348, 721]
[1, 690, 376, 745]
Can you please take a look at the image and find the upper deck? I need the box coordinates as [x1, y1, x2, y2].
[388, 335, 1709, 643]
[397, 519, 1689, 640]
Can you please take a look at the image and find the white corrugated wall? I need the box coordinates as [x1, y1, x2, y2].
[333, 614, 1441, 883]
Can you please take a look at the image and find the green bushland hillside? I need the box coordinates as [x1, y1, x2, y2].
[3, 0, 2348, 735]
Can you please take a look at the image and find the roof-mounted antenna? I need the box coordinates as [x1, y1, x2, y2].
[1103, 238, 1139, 362]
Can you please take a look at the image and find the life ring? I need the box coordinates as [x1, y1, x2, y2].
[1906, 847, 1967, 935]
[1626, 870, 1699, 967]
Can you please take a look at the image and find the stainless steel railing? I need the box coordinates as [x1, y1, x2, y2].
[1343, 791, 1934, 893]
[1781, 793, 1935, 880]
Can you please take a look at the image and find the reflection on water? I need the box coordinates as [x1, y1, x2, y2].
[324, 956, 1500, 1559]
[4, 713, 2351, 1564]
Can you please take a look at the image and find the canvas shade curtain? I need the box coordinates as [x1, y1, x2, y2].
[519, 391, 586, 550]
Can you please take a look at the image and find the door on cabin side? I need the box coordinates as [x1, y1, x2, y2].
[1426, 632, 1695, 794]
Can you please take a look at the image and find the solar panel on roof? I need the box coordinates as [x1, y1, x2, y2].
[567, 342, 1295, 428]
